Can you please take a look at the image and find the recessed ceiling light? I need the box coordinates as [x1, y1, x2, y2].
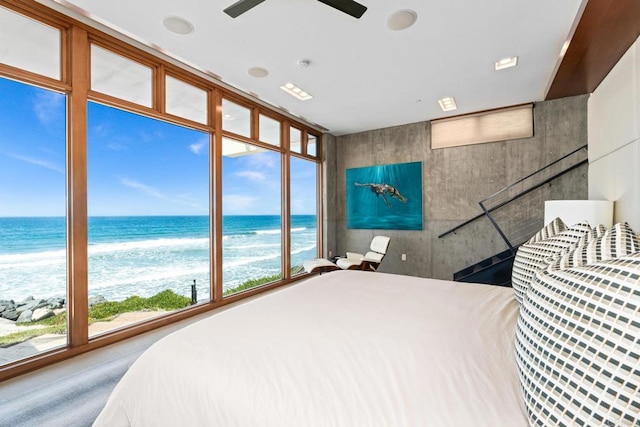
[280, 82, 313, 101]
[247, 67, 269, 78]
[494, 56, 518, 71]
[387, 10, 417, 31]
[438, 97, 457, 112]
[162, 16, 194, 35]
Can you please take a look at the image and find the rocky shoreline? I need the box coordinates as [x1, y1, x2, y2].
[0, 295, 107, 324]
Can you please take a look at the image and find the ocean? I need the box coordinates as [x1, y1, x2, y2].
[0, 215, 317, 302]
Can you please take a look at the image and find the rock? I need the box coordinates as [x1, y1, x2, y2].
[88, 295, 107, 307]
[16, 300, 41, 314]
[16, 309, 33, 323]
[53, 308, 66, 316]
[16, 296, 34, 306]
[31, 308, 54, 322]
[0, 301, 16, 313]
[34, 301, 49, 310]
[47, 297, 65, 309]
[2, 310, 19, 321]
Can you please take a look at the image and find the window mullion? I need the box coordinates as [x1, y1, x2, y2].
[67, 25, 90, 347]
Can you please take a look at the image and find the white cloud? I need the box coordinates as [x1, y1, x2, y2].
[7, 153, 64, 174]
[107, 143, 128, 151]
[189, 140, 207, 155]
[245, 151, 277, 169]
[33, 91, 64, 125]
[120, 177, 165, 199]
[119, 177, 204, 210]
[235, 170, 266, 182]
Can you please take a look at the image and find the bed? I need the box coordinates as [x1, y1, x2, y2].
[94, 220, 640, 426]
[94, 271, 528, 426]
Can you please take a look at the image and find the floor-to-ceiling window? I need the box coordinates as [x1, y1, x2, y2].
[0, 77, 68, 364]
[221, 138, 282, 295]
[290, 156, 318, 275]
[0, 0, 322, 380]
[87, 102, 211, 336]
[0, 4, 68, 365]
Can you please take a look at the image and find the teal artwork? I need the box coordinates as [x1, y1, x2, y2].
[346, 161, 423, 230]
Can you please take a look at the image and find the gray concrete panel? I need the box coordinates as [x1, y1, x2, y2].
[325, 95, 588, 280]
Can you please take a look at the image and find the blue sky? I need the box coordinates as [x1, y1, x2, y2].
[0, 76, 317, 216]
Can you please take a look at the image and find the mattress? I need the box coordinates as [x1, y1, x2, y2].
[94, 271, 527, 426]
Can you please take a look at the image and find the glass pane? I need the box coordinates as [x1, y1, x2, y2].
[259, 114, 280, 146]
[222, 99, 250, 137]
[165, 75, 208, 124]
[0, 77, 67, 363]
[87, 102, 210, 337]
[222, 138, 281, 296]
[307, 134, 317, 157]
[290, 157, 318, 275]
[91, 45, 152, 107]
[290, 126, 302, 154]
[0, 6, 60, 79]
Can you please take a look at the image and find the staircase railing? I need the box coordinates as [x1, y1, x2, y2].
[438, 144, 588, 251]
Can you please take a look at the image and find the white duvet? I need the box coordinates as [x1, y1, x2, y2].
[94, 271, 527, 426]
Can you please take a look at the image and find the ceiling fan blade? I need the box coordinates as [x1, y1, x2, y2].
[317, 0, 367, 18]
[223, 0, 266, 18]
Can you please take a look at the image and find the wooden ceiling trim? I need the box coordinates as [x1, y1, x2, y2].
[546, 0, 640, 100]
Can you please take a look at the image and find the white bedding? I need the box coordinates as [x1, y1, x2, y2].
[94, 271, 527, 426]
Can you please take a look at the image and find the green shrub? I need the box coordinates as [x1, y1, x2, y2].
[0, 324, 67, 347]
[223, 273, 282, 296]
[89, 290, 190, 321]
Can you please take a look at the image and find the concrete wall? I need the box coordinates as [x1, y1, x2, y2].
[322, 133, 338, 257]
[324, 95, 589, 280]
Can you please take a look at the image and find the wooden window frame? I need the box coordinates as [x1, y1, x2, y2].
[0, 0, 323, 382]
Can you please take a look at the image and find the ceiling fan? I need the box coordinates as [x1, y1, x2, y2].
[224, 0, 367, 19]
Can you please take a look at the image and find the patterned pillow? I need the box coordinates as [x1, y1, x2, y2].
[516, 252, 640, 426]
[527, 217, 567, 244]
[512, 222, 593, 305]
[595, 224, 608, 238]
[550, 222, 640, 270]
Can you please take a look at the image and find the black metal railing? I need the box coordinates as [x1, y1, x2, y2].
[439, 144, 588, 250]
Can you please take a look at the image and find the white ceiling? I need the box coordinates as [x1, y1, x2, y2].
[45, 0, 586, 136]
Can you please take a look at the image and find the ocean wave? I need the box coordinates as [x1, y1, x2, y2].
[291, 244, 317, 256]
[88, 237, 209, 255]
[0, 237, 210, 269]
[223, 252, 280, 269]
[90, 264, 211, 290]
[224, 243, 281, 250]
[222, 243, 316, 269]
[255, 229, 281, 235]
[254, 227, 307, 235]
[0, 249, 66, 264]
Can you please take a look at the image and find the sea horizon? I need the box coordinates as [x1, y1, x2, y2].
[0, 215, 317, 302]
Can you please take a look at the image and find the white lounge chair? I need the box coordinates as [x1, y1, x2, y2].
[336, 236, 391, 271]
[303, 257, 339, 274]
